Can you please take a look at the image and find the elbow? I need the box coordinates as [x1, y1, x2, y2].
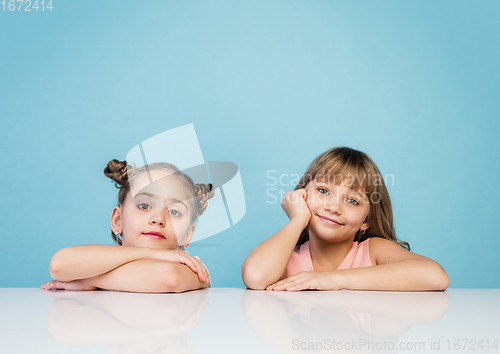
[428, 265, 449, 291]
[159, 266, 200, 293]
[162, 274, 184, 293]
[241, 264, 268, 290]
[48, 249, 67, 281]
[436, 270, 449, 291]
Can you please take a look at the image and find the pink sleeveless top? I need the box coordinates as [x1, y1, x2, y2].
[287, 239, 373, 277]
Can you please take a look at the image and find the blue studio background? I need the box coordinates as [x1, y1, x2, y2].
[1, 0, 499, 288]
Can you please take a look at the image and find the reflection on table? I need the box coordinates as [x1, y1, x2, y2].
[2, 288, 496, 354]
[42, 288, 210, 354]
[242, 290, 449, 353]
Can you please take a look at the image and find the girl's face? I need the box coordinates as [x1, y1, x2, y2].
[305, 179, 370, 243]
[111, 170, 196, 250]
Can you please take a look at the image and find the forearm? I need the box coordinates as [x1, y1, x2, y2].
[89, 259, 207, 293]
[242, 217, 307, 290]
[337, 260, 449, 291]
[49, 245, 155, 281]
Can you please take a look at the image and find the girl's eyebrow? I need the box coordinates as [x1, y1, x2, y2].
[164, 198, 188, 210]
[136, 192, 158, 198]
[314, 181, 365, 196]
[135, 193, 188, 209]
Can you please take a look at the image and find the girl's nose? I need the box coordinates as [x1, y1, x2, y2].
[324, 194, 342, 214]
[149, 209, 168, 226]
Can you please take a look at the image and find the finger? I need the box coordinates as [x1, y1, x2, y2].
[51, 281, 64, 290]
[53, 281, 73, 291]
[286, 285, 303, 292]
[297, 188, 307, 197]
[287, 277, 318, 291]
[41, 280, 56, 288]
[44, 282, 57, 290]
[286, 280, 311, 292]
[270, 280, 288, 289]
[266, 284, 277, 291]
[267, 276, 296, 289]
[194, 259, 209, 282]
[272, 274, 307, 290]
[283, 190, 295, 202]
[272, 280, 295, 290]
[185, 256, 208, 282]
[42, 281, 56, 290]
[271, 274, 302, 287]
[301, 190, 308, 200]
[179, 251, 210, 282]
[178, 256, 198, 274]
[195, 258, 209, 282]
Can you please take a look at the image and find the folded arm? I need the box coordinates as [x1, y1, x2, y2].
[89, 259, 208, 293]
[49, 245, 156, 281]
[268, 238, 449, 292]
[43, 259, 208, 293]
[242, 189, 312, 290]
[242, 217, 308, 290]
[339, 259, 448, 291]
[49, 245, 209, 283]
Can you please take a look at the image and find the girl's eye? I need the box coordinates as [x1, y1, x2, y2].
[318, 188, 329, 195]
[347, 198, 359, 206]
[169, 209, 182, 217]
[137, 203, 152, 210]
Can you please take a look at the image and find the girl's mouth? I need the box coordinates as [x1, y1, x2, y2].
[143, 231, 165, 240]
[316, 215, 342, 226]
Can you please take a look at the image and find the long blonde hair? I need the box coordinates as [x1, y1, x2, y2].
[104, 159, 214, 245]
[295, 147, 410, 250]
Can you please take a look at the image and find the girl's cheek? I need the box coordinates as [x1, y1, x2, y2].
[305, 188, 314, 205]
[305, 197, 314, 210]
[309, 192, 324, 209]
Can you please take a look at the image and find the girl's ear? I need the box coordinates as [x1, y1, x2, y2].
[110, 206, 122, 233]
[361, 215, 370, 232]
[182, 224, 196, 248]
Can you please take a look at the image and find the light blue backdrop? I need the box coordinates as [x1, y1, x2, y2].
[1, 0, 499, 288]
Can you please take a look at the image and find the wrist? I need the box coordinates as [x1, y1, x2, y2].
[86, 275, 99, 289]
[290, 215, 310, 230]
[146, 247, 160, 260]
[334, 270, 347, 290]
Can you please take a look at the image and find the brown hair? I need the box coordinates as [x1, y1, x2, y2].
[104, 159, 215, 245]
[295, 147, 410, 251]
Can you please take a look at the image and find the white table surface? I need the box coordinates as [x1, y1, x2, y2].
[0, 288, 498, 354]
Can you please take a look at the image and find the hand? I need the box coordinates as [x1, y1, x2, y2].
[41, 279, 97, 291]
[153, 249, 210, 283]
[266, 271, 340, 292]
[281, 189, 311, 225]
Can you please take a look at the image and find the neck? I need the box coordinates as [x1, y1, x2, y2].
[308, 230, 356, 270]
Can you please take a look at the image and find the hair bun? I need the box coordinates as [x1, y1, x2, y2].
[194, 183, 215, 215]
[104, 159, 129, 188]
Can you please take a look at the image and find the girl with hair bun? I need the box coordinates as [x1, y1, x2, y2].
[41, 159, 215, 293]
[242, 147, 449, 292]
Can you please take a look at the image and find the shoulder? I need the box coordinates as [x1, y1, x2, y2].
[368, 237, 429, 265]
